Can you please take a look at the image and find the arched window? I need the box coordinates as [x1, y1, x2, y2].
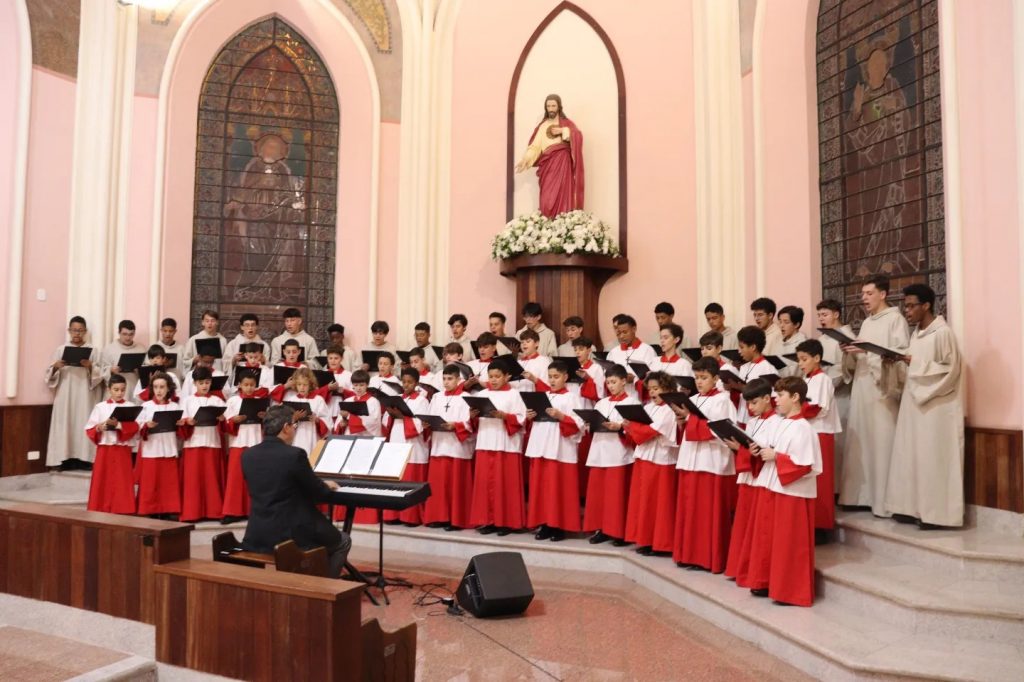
[191, 17, 339, 341]
[817, 1, 945, 327]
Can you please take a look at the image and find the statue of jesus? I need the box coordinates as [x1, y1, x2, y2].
[514, 94, 585, 218]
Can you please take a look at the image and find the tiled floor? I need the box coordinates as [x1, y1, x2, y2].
[0, 626, 140, 681]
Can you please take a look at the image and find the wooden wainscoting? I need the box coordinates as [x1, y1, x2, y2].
[965, 425, 1024, 513]
[0, 405, 52, 477]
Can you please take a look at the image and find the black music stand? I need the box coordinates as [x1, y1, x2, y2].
[330, 502, 380, 607]
[359, 510, 413, 605]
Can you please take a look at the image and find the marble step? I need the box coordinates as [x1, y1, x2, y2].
[816, 544, 1024, 645]
[836, 511, 1024, 582]
[0, 471, 91, 505]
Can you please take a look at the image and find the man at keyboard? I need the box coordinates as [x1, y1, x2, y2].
[242, 405, 352, 577]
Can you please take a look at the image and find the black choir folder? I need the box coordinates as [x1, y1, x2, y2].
[193, 405, 226, 427]
[520, 392, 557, 422]
[110, 405, 143, 422]
[273, 365, 298, 385]
[817, 327, 857, 345]
[554, 356, 586, 383]
[310, 435, 412, 480]
[194, 338, 223, 359]
[378, 394, 414, 418]
[782, 353, 834, 367]
[612, 404, 653, 425]
[149, 410, 183, 434]
[707, 419, 755, 448]
[336, 401, 370, 416]
[658, 392, 707, 421]
[415, 414, 450, 430]
[61, 345, 93, 365]
[233, 366, 263, 386]
[851, 341, 905, 361]
[239, 397, 270, 422]
[117, 353, 146, 373]
[462, 396, 500, 418]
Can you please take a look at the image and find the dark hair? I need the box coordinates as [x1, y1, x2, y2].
[409, 347, 425, 359]
[522, 301, 543, 317]
[778, 305, 804, 327]
[775, 376, 808, 402]
[563, 316, 584, 328]
[699, 331, 723, 347]
[442, 363, 462, 377]
[548, 359, 569, 376]
[865, 275, 890, 294]
[377, 351, 395, 365]
[149, 371, 177, 400]
[69, 316, 87, 327]
[327, 323, 345, 335]
[796, 339, 823, 359]
[605, 364, 628, 380]
[645, 370, 677, 392]
[654, 302, 675, 316]
[326, 345, 345, 357]
[572, 336, 594, 348]
[147, 344, 167, 359]
[613, 314, 637, 328]
[750, 297, 777, 315]
[737, 325, 766, 352]
[118, 319, 136, 332]
[191, 366, 213, 381]
[488, 311, 506, 324]
[660, 323, 684, 344]
[160, 317, 176, 328]
[704, 302, 724, 315]
[370, 320, 390, 334]
[448, 314, 468, 326]
[414, 321, 431, 333]
[351, 369, 370, 384]
[107, 373, 126, 387]
[902, 283, 935, 309]
[263, 405, 295, 436]
[283, 308, 302, 319]
[476, 332, 498, 347]
[486, 360, 510, 375]
[202, 310, 220, 320]
[400, 367, 419, 382]
[519, 329, 540, 343]
[741, 377, 773, 401]
[443, 342, 463, 356]
[282, 339, 300, 349]
[816, 299, 842, 314]
[692, 356, 721, 376]
[240, 313, 259, 325]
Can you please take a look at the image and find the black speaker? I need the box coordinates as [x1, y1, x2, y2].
[455, 552, 534, 618]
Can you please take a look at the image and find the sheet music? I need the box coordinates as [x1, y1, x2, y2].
[370, 442, 413, 479]
[314, 437, 355, 474]
[341, 437, 385, 476]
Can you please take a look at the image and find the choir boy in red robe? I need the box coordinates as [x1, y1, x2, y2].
[723, 378, 780, 583]
[136, 372, 182, 517]
[423, 365, 475, 530]
[623, 371, 680, 555]
[468, 360, 528, 535]
[744, 376, 821, 606]
[514, 329, 552, 392]
[672, 357, 737, 572]
[571, 336, 604, 496]
[179, 366, 227, 521]
[583, 365, 638, 545]
[331, 369, 382, 524]
[728, 326, 776, 426]
[221, 373, 268, 523]
[796, 339, 840, 541]
[85, 374, 139, 514]
[525, 360, 585, 541]
[320, 345, 355, 418]
[382, 368, 431, 525]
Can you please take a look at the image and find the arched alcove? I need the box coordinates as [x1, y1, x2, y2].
[190, 17, 339, 340]
[506, 2, 627, 253]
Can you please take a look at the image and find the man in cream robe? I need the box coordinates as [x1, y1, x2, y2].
[839, 278, 909, 516]
[45, 318, 104, 467]
[817, 299, 855, 493]
[885, 284, 964, 527]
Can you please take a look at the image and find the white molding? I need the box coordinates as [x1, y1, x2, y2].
[4, 0, 32, 398]
[1015, 0, 1024, 428]
[751, 0, 766, 297]
[148, 0, 382, 334]
[937, 0, 965, 346]
[110, 6, 138, 328]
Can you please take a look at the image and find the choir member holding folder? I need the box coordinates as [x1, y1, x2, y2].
[381, 368, 431, 525]
[46, 316, 103, 470]
[84, 374, 140, 514]
[99, 320, 147, 402]
[179, 367, 228, 522]
[421, 365, 475, 530]
[136, 372, 183, 518]
[221, 372, 270, 522]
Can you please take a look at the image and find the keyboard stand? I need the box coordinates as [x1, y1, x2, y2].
[360, 510, 413, 606]
[329, 502, 380, 607]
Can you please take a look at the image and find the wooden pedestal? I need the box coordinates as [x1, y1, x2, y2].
[500, 254, 628, 350]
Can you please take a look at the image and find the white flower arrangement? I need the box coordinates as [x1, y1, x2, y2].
[490, 210, 621, 261]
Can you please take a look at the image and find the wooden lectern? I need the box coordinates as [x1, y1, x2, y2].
[500, 254, 628, 349]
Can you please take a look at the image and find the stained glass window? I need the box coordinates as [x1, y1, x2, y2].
[817, 0, 945, 329]
[191, 17, 339, 341]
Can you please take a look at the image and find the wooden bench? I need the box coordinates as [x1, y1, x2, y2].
[0, 501, 192, 624]
[154, 558, 368, 681]
[212, 531, 328, 576]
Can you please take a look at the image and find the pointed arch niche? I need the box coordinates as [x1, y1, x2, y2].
[506, 3, 627, 253]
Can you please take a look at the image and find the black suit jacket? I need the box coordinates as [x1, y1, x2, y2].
[241, 436, 342, 553]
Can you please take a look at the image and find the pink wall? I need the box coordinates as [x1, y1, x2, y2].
[742, 72, 756, 311]
[448, 0, 697, 346]
[158, 0, 379, 350]
[954, 0, 1022, 429]
[374, 121, 401, 340]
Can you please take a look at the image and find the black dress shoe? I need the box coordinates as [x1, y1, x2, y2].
[635, 546, 653, 556]
[892, 513, 918, 525]
[402, 521, 420, 528]
[444, 524, 459, 531]
[534, 525, 553, 540]
[384, 519, 403, 526]
[917, 521, 943, 531]
[610, 538, 629, 547]
[686, 564, 709, 572]
[477, 524, 497, 535]
[588, 531, 610, 544]
[814, 529, 834, 545]
[651, 550, 672, 557]
[426, 521, 448, 529]
[495, 527, 513, 537]
[548, 529, 566, 542]
[750, 588, 769, 597]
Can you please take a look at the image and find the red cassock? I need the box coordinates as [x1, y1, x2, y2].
[527, 458, 582, 532]
[527, 116, 585, 218]
[470, 449, 527, 529]
[624, 460, 677, 552]
[423, 456, 475, 528]
[137, 456, 181, 515]
[582, 465, 632, 539]
[815, 433, 836, 530]
[724, 446, 763, 582]
[179, 421, 224, 522]
[86, 423, 139, 515]
[221, 447, 250, 517]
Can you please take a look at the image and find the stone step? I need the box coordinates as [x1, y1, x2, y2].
[0, 472, 91, 505]
[816, 544, 1024, 645]
[837, 511, 1024, 582]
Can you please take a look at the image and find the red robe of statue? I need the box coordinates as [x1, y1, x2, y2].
[526, 116, 585, 218]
